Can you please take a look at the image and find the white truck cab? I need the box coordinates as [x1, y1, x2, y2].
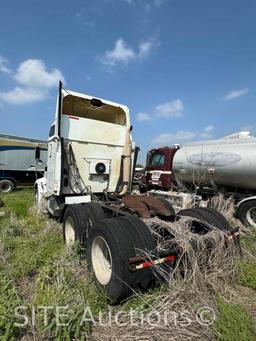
[36, 82, 134, 216]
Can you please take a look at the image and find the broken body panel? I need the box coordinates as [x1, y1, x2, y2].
[45, 84, 133, 199]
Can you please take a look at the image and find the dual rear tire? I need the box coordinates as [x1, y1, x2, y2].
[63, 203, 105, 248]
[63, 205, 156, 304]
[87, 216, 156, 304]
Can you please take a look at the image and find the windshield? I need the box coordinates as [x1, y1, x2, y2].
[149, 153, 165, 166]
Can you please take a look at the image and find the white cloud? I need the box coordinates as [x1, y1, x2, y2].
[175, 131, 197, 139]
[199, 125, 214, 138]
[241, 125, 253, 132]
[0, 56, 12, 74]
[138, 40, 154, 58]
[136, 112, 151, 121]
[223, 88, 249, 100]
[154, 0, 165, 7]
[145, 3, 151, 11]
[136, 98, 184, 122]
[152, 125, 214, 145]
[124, 0, 165, 8]
[75, 11, 82, 17]
[203, 125, 214, 133]
[0, 57, 65, 105]
[0, 87, 46, 105]
[98, 37, 156, 66]
[152, 131, 197, 145]
[14, 59, 65, 89]
[83, 20, 95, 28]
[99, 39, 135, 66]
[155, 99, 184, 118]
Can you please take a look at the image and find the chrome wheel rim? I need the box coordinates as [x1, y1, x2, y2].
[0, 182, 12, 193]
[246, 207, 256, 228]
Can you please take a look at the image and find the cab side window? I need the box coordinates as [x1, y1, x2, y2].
[49, 125, 55, 137]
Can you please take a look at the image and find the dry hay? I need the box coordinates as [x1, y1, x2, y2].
[13, 194, 252, 340]
[208, 194, 255, 260]
[92, 215, 239, 341]
[0, 198, 10, 218]
[30, 195, 48, 216]
[0, 240, 7, 262]
[208, 193, 235, 221]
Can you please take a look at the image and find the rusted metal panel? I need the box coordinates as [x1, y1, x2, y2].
[123, 195, 173, 219]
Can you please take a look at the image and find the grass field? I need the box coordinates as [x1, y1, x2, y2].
[0, 188, 255, 340]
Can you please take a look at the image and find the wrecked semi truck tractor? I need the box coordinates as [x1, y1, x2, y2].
[35, 83, 238, 304]
[145, 133, 256, 227]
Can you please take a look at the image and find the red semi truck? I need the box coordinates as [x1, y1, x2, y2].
[145, 146, 179, 191]
[143, 133, 256, 228]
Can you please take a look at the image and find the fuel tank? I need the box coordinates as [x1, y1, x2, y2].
[172, 133, 256, 190]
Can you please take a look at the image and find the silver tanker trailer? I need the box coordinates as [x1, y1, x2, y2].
[172, 132, 256, 227]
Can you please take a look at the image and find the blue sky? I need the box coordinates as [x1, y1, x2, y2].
[0, 0, 255, 163]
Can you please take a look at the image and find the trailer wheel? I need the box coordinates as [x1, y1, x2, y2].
[198, 207, 231, 231]
[237, 200, 256, 228]
[178, 207, 233, 233]
[195, 208, 231, 232]
[0, 180, 14, 194]
[158, 198, 175, 215]
[177, 208, 213, 234]
[87, 216, 156, 304]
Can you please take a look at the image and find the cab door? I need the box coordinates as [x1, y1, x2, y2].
[46, 82, 63, 195]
